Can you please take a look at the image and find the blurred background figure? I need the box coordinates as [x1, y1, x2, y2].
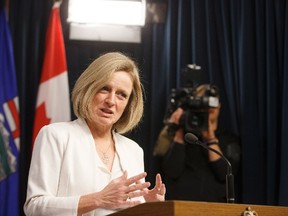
[153, 83, 241, 202]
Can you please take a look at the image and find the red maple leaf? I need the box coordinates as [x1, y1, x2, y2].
[32, 102, 51, 148]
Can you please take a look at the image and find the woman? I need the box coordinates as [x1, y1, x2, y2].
[24, 52, 166, 216]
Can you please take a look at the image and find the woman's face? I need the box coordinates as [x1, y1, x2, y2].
[90, 71, 133, 129]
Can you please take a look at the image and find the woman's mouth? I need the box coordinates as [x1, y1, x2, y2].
[101, 108, 113, 115]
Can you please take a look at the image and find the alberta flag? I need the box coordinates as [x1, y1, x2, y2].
[0, 7, 20, 216]
[33, 1, 70, 145]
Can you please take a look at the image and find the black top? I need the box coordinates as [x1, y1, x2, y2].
[159, 130, 240, 203]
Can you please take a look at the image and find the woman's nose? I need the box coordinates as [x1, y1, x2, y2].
[105, 92, 116, 105]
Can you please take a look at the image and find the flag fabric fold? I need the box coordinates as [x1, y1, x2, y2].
[33, 2, 71, 145]
[0, 7, 20, 216]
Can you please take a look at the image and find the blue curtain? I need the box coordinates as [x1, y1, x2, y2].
[6, 0, 288, 214]
[150, 0, 288, 206]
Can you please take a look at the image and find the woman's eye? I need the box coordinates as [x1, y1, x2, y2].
[119, 92, 128, 99]
[100, 86, 109, 91]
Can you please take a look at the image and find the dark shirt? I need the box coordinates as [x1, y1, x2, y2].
[160, 130, 240, 202]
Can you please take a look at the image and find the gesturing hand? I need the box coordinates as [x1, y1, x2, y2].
[143, 173, 166, 202]
[78, 171, 151, 215]
[96, 171, 151, 209]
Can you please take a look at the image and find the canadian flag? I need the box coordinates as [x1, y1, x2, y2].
[32, 2, 71, 146]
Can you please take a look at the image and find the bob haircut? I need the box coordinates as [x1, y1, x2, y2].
[71, 52, 144, 134]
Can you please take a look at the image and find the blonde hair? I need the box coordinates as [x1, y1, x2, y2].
[71, 52, 144, 134]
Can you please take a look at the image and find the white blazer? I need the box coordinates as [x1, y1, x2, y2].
[24, 118, 145, 216]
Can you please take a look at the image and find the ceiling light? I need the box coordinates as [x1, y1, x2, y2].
[68, 0, 146, 26]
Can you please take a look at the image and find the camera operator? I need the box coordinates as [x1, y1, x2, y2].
[153, 84, 240, 202]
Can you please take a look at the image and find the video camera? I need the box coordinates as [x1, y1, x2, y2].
[164, 80, 219, 135]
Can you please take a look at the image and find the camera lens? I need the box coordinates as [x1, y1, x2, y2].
[188, 112, 204, 127]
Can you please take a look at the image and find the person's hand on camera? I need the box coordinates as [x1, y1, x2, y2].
[168, 108, 185, 144]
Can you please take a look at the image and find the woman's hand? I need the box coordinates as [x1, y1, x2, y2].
[143, 173, 166, 202]
[77, 171, 151, 215]
[98, 171, 151, 208]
